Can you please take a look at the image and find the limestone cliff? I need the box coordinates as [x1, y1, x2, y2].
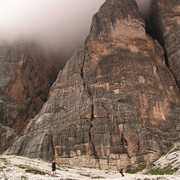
[152, 0, 180, 88]
[5, 0, 180, 170]
[0, 42, 62, 153]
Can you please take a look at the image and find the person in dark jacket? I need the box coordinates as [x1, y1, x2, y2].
[119, 168, 125, 177]
[52, 160, 56, 176]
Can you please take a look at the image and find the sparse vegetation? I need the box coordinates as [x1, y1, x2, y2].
[79, 173, 91, 177]
[17, 165, 26, 169]
[92, 176, 105, 179]
[162, 143, 180, 155]
[169, 148, 180, 154]
[56, 166, 67, 171]
[0, 158, 10, 165]
[25, 168, 47, 175]
[148, 165, 179, 175]
[79, 173, 105, 179]
[0, 155, 179, 179]
[21, 176, 27, 180]
[128, 166, 146, 174]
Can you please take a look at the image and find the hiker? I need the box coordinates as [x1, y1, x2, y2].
[119, 168, 125, 177]
[52, 160, 56, 176]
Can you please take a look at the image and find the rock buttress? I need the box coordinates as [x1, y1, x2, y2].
[0, 42, 61, 153]
[152, 0, 180, 89]
[5, 0, 180, 170]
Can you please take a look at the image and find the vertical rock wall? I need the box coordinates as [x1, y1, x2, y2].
[5, 0, 180, 170]
[152, 0, 180, 89]
[0, 42, 62, 153]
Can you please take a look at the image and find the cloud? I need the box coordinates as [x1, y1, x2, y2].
[135, 0, 153, 19]
[0, 0, 105, 49]
[0, 0, 152, 50]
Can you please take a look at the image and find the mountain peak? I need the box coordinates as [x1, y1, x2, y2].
[2, 0, 180, 171]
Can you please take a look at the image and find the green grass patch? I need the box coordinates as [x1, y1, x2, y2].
[148, 165, 179, 175]
[128, 166, 146, 174]
[79, 173, 105, 179]
[21, 176, 27, 180]
[91, 176, 105, 179]
[56, 167, 66, 171]
[17, 165, 26, 169]
[79, 173, 91, 177]
[0, 158, 10, 165]
[25, 168, 47, 175]
[169, 148, 180, 154]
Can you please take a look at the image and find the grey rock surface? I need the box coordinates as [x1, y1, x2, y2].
[0, 123, 19, 153]
[5, 0, 180, 170]
[0, 42, 62, 153]
[152, 0, 180, 88]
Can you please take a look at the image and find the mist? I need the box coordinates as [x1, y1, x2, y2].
[136, 0, 153, 20]
[0, 0, 105, 50]
[0, 0, 153, 51]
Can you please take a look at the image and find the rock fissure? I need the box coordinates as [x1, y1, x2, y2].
[135, 118, 142, 155]
[137, 0, 179, 91]
[79, 47, 100, 168]
[150, 0, 180, 90]
[3, 0, 180, 171]
[51, 135, 57, 159]
[89, 104, 101, 169]
[164, 50, 180, 92]
[80, 48, 93, 97]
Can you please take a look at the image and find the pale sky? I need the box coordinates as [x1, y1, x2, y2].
[0, 0, 105, 49]
[136, 0, 153, 19]
[0, 0, 152, 50]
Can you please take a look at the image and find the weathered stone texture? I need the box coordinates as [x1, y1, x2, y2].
[0, 124, 18, 153]
[0, 42, 61, 153]
[5, 0, 180, 170]
[152, 0, 180, 88]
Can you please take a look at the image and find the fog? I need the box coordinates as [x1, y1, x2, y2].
[136, 0, 153, 20]
[0, 0, 105, 50]
[0, 0, 152, 50]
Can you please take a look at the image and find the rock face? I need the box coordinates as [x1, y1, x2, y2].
[0, 124, 18, 154]
[0, 42, 62, 153]
[152, 0, 180, 88]
[5, 0, 180, 170]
